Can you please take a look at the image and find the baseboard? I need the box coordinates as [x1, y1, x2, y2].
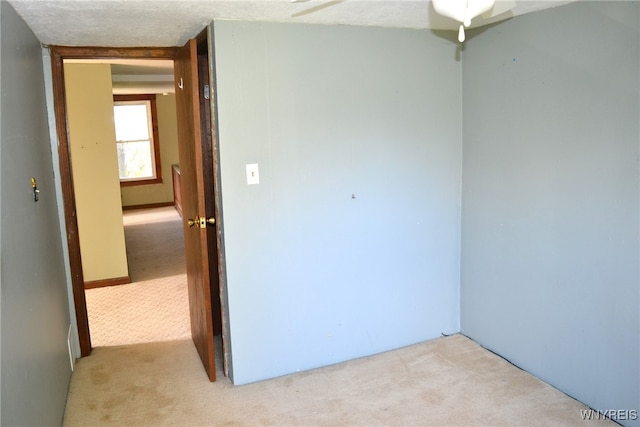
[84, 276, 131, 289]
[122, 202, 174, 211]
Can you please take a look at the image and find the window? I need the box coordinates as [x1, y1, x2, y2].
[113, 94, 162, 186]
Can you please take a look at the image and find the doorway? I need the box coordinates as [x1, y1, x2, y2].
[49, 42, 227, 379]
[86, 206, 190, 346]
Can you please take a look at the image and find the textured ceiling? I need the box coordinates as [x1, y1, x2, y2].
[8, 0, 575, 47]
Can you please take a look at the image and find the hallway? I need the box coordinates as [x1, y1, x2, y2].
[85, 207, 190, 346]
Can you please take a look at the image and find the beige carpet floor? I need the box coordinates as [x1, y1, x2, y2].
[85, 207, 191, 346]
[75, 207, 613, 426]
[63, 334, 613, 426]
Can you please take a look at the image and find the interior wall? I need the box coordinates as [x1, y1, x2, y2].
[214, 21, 462, 385]
[64, 63, 129, 282]
[461, 2, 639, 424]
[0, 2, 72, 424]
[120, 93, 180, 207]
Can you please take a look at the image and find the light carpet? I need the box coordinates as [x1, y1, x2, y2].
[63, 334, 613, 426]
[76, 207, 613, 426]
[85, 207, 191, 346]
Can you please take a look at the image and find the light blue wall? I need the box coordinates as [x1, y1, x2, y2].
[1, 2, 72, 424]
[214, 21, 462, 384]
[461, 2, 639, 424]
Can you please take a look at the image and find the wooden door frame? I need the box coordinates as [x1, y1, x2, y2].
[200, 26, 232, 377]
[50, 46, 178, 356]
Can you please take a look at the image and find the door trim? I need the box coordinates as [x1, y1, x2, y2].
[50, 46, 177, 356]
[202, 25, 232, 378]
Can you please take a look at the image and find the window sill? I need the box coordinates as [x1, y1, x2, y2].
[120, 177, 163, 187]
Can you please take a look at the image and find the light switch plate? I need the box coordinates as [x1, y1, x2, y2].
[246, 163, 259, 185]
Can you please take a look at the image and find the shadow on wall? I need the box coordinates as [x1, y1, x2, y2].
[429, 19, 514, 61]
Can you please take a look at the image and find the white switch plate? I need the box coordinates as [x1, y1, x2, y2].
[246, 163, 260, 185]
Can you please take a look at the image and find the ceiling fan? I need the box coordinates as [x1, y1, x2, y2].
[431, 0, 517, 42]
[289, 0, 516, 42]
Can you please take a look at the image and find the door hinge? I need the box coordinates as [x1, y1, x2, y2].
[204, 85, 210, 100]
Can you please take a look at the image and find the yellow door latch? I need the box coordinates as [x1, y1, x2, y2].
[187, 216, 215, 228]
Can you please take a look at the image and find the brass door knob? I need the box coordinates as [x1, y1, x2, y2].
[187, 216, 215, 228]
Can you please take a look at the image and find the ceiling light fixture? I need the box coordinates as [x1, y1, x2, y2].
[432, 0, 496, 42]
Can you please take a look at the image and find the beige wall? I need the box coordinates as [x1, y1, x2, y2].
[64, 63, 129, 282]
[120, 93, 179, 207]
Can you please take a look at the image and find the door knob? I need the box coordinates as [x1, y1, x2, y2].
[187, 216, 215, 228]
